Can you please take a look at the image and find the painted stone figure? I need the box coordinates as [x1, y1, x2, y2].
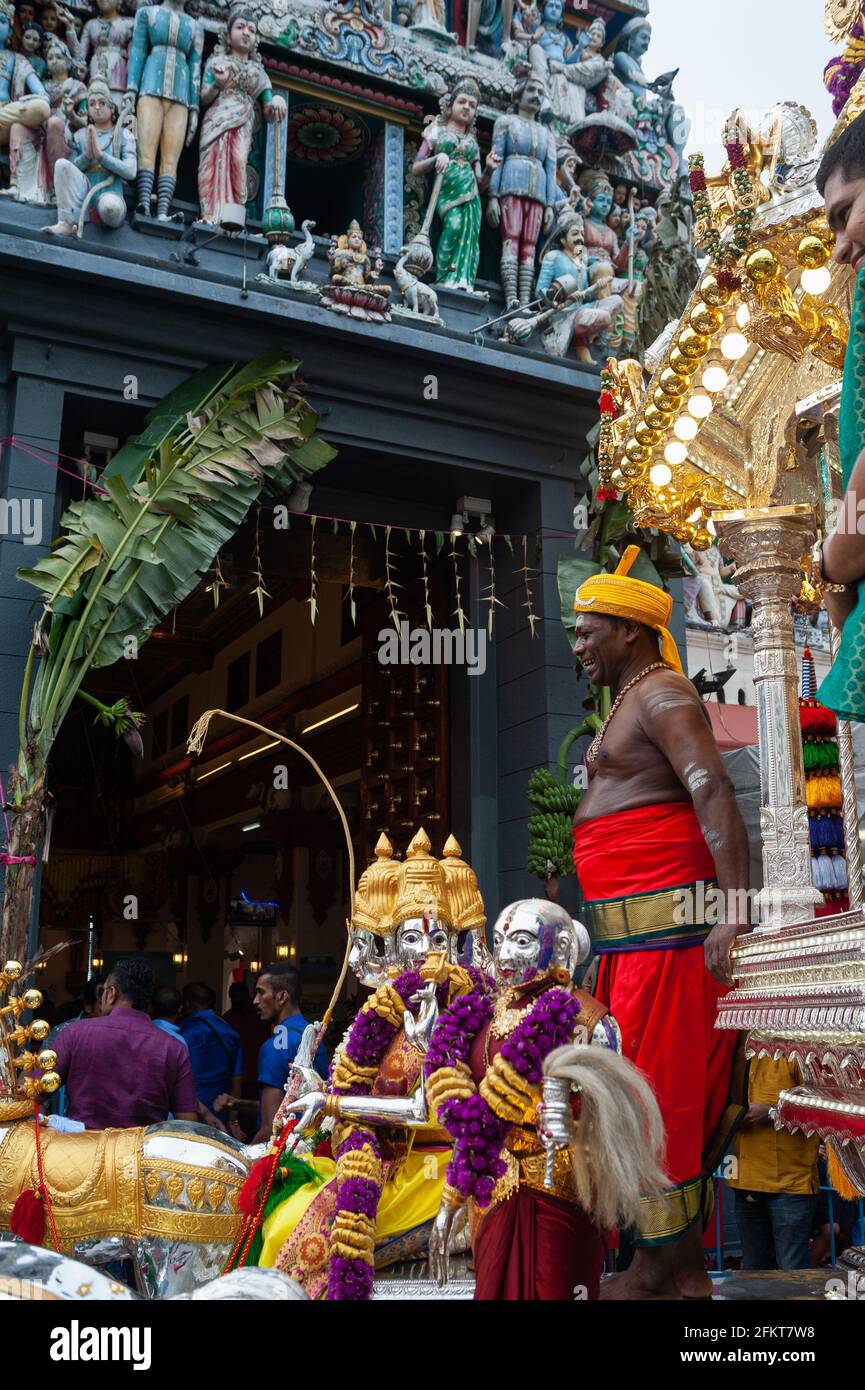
[125, 0, 203, 220]
[322, 218, 391, 323]
[198, 4, 285, 228]
[0, 0, 49, 193]
[487, 72, 558, 308]
[529, 1, 609, 130]
[410, 77, 499, 291]
[43, 77, 136, 236]
[9, 34, 84, 204]
[66, 0, 134, 93]
[535, 213, 623, 363]
[19, 21, 46, 77]
[612, 17, 685, 188]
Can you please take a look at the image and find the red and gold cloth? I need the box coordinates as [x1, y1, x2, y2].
[573, 803, 745, 1247]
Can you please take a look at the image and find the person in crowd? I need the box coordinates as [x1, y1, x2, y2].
[222, 979, 268, 1137]
[51, 956, 197, 1129]
[152, 986, 188, 1048]
[214, 963, 328, 1144]
[180, 980, 243, 1115]
[727, 1057, 819, 1270]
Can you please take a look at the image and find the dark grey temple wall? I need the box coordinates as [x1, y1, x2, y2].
[0, 204, 599, 919]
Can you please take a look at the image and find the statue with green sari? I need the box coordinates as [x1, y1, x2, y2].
[411, 77, 500, 291]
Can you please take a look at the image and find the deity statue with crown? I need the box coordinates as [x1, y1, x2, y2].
[321, 218, 391, 323]
[253, 828, 490, 1298]
[612, 15, 685, 188]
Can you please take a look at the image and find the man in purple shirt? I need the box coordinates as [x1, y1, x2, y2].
[52, 957, 198, 1130]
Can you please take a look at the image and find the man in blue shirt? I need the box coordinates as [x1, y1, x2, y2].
[152, 987, 189, 1050]
[180, 981, 243, 1114]
[253, 963, 328, 1144]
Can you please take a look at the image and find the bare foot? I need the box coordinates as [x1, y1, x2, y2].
[41, 221, 77, 236]
[672, 1224, 714, 1299]
[600, 1266, 683, 1301]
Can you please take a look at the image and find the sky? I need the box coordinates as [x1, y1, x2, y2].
[646, 0, 837, 169]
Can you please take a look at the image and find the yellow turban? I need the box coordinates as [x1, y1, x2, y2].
[573, 544, 684, 674]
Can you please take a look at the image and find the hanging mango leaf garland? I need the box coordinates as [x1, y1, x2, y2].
[2, 350, 334, 962]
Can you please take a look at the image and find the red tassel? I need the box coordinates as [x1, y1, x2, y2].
[10, 1187, 46, 1245]
[236, 1154, 274, 1219]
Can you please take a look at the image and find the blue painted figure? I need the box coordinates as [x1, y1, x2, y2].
[0, 0, 49, 194]
[125, 0, 203, 218]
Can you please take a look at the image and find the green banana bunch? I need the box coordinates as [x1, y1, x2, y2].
[525, 767, 581, 878]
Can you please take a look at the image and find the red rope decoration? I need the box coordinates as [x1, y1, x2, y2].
[33, 1104, 61, 1253]
[222, 1123, 292, 1275]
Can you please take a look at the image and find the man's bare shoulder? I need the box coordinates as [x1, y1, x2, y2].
[634, 670, 710, 724]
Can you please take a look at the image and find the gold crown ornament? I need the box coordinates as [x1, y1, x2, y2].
[0, 961, 61, 1121]
[389, 828, 453, 931]
[351, 832, 401, 937]
[439, 834, 486, 933]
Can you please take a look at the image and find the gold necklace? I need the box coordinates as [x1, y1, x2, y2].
[586, 661, 667, 768]
[490, 987, 537, 1039]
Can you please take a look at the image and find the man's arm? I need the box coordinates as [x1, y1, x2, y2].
[252, 1086, 281, 1145]
[639, 676, 751, 985]
[822, 446, 865, 585]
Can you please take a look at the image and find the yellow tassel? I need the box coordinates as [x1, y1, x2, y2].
[827, 1141, 862, 1202]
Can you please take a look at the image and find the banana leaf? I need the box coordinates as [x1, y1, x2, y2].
[558, 550, 664, 636]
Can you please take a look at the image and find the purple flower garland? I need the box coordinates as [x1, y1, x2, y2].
[327, 966, 463, 1300]
[426, 985, 580, 1207]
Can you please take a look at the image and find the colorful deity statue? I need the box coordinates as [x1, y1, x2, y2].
[197, 4, 285, 228]
[19, 20, 45, 76]
[124, 0, 203, 220]
[256, 828, 490, 1299]
[502, 0, 541, 76]
[66, 0, 134, 92]
[487, 72, 558, 308]
[528, 2, 610, 131]
[8, 34, 84, 203]
[425, 899, 667, 1300]
[534, 213, 624, 363]
[322, 218, 391, 323]
[43, 77, 136, 237]
[607, 206, 652, 356]
[612, 16, 685, 188]
[0, 0, 49, 193]
[411, 77, 499, 291]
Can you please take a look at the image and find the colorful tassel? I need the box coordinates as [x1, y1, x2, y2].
[828, 1141, 862, 1201]
[240, 1151, 323, 1268]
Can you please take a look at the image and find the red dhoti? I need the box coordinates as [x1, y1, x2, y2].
[474, 1187, 604, 1301]
[573, 802, 745, 1247]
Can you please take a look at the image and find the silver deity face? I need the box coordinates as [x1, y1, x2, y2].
[395, 917, 449, 965]
[348, 927, 386, 989]
[492, 900, 589, 987]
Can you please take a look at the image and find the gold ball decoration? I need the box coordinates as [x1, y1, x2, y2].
[745, 247, 780, 283]
[660, 366, 690, 395]
[699, 274, 732, 306]
[689, 300, 724, 335]
[625, 440, 649, 463]
[619, 458, 647, 481]
[669, 348, 693, 376]
[644, 403, 673, 431]
[610, 468, 625, 487]
[29, 1018, 50, 1042]
[797, 235, 830, 270]
[36, 1048, 58, 1071]
[678, 327, 710, 360]
[2, 961, 22, 980]
[39, 1071, 61, 1095]
[22, 989, 43, 1009]
[653, 387, 678, 413]
[635, 421, 662, 446]
[691, 527, 714, 550]
[672, 526, 690, 542]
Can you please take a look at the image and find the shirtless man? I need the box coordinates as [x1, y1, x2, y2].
[570, 546, 750, 1300]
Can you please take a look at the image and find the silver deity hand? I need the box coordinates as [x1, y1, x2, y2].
[403, 981, 439, 1057]
[428, 1196, 461, 1288]
[283, 1089, 327, 1134]
[536, 1075, 574, 1190]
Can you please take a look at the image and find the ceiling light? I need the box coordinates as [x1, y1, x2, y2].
[702, 366, 729, 393]
[197, 760, 232, 781]
[238, 739, 280, 762]
[720, 332, 749, 361]
[736, 303, 751, 328]
[276, 943, 290, 959]
[674, 416, 698, 441]
[449, 512, 465, 536]
[801, 266, 831, 296]
[688, 392, 714, 419]
[242, 821, 261, 832]
[301, 702, 360, 735]
[650, 462, 674, 485]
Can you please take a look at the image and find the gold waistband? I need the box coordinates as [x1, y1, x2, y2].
[585, 882, 717, 950]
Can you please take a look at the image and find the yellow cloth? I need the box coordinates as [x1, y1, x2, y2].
[573, 544, 684, 675]
[258, 1149, 448, 1267]
[728, 1059, 819, 1196]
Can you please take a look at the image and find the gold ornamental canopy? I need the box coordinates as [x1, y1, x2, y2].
[601, 99, 854, 547]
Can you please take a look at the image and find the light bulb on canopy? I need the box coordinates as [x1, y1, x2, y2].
[736, 303, 750, 329]
[702, 365, 729, 393]
[674, 415, 699, 442]
[720, 332, 749, 362]
[801, 266, 831, 296]
[656, 452, 680, 477]
[688, 392, 713, 419]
